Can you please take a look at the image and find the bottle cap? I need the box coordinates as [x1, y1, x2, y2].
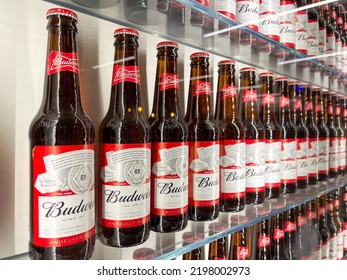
[288, 80, 299, 85]
[157, 41, 179, 49]
[274, 77, 288, 82]
[311, 87, 321, 91]
[132, 248, 156, 260]
[218, 60, 236, 66]
[240, 67, 256, 72]
[113, 28, 139, 38]
[46, 8, 78, 21]
[190, 52, 210, 59]
[301, 83, 312, 88]
[259, 71, 274, 77]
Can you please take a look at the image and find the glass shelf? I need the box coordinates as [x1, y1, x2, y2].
[44, 0, 347, 93]
[5, 176, 346, 260]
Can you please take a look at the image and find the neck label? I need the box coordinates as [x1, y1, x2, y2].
[47, 51, 79, 75]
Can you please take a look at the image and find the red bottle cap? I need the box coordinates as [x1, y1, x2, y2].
[190, 52, 210, 59]
[113, 28, 139, 38]
[240, 67, 256, 72]
[301, 83, 311, 88]
[274, 77, 288, 82]
[218, 60, 236, 66]
[46, 8, 78, 21]
[157, 41, 179, 49]
[259, 71, 274, 77]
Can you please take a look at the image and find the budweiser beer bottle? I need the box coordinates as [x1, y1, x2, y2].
[182, 232, 205, 260]
[214, 0, 237, 37]
[277, 78, 298, 193]
[340, 186, 347, 259]
[333, 95, 346, 176]
[230, 228, 251, 260]
[271, 212, 290, 259]
[322, 5, 336, 71]
[318, 195, 331, 259]
[278, 0, 296, 56]
[284, 207, 303, 259]
[239, 67, 266, 204]
[307, 0, 319, 65]
[150, 41, 189, 233]
[208, 223, 228, 260]
[306, 199, 322, 259]
[325, 92, 339, 179]
[30, 8, 95, 260]
[313, 88, 330, 182]
[98, 28, 150, 248]
[215, 60, 246, 212]
[236, 0, 259, 45]
[342, 12, 347, 78]
[335, 5, 346, 76]
[326, 193, 338, 259]
[333, 189, 344, 259]
[316, 0, 327, 67]
[296, 204, 313, 259]
[186, 52, 219, 221]
[254, 219, 272, 260]
[341, 96, 347, 168]
[295, 0, 308, 57]
[259, 72, 281, 198]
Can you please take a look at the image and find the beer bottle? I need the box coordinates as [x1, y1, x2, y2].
[186, 52, 219, 221]
[296, 204, 313, 259]
[326, 193, 338, 259]
[333, 95, 346, 176]
[295, 0, 309, 57]
[341, 96, 347, 170]
[254, 219, 272, 260]
[278, 0, 296, 56]
[277, 77, 297, 193]
[302, 84, 319, 186]
[306, 199, 322, 259]
[229, 228, 251, 260]
[316, 0, 327, 67]
[215, 60, 246, 212]
[340, 186, 347, 259]
[208, 223, 228, 260]
[325, 92, 339, 179]
[284, 207, 303, 259]
[239, 67, 266, 204]
[150, 41, 189, 233]
[333, 189, 344, 259]
[271, 212, 290, 260]
[317, 195, 331, 259]
[259, 72, 281, 199]
[322, 4, 336, 71]
[98, 28, 150, 248]
[307, 0, 319, 66]
[182, 232, 205, 260]
[342, 12, 347, 77]
[30, 8, 95, 260]
[313, 88, 329, 182]
[289, 81, 308, 189]
[190, 0, 210, 27]
[335, 4, 346, 75]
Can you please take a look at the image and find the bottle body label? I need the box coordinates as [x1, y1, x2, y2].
[188, 141, 220, 207]
[339, 137, 346, 170]
[318, 27, 326, 63]
[264, 140, 281, 191]
[259, 0, 280, 41]
[336, 229, 344, 260]
[280, 138, 297, 183]
[296, 138, 308, 180]
[32, 145, 95, 247]
[321, 241, 330, 260]
[295, 10, 308, 54]
[318, 138, 329, 175]
[329, 137, 339, 172]
[343, 222, 347, 253]
[99, 143, 150, 228]
[220, 140, 246, 198]
[47, 51, 79, 75]
[160, 73, 180, 91]
[326, 33, 336, 68]
[329, 235, 337, 260]
[112, 65, 141, 85]
[279, 1, 295, 48]
[308, 138, 318, 178]
[236, 0, 260, 31]
[151, 142, 188, 216]
[215, 0, 236, 20]
[307, 19, 318, 57]
[245, 140, 265, 194]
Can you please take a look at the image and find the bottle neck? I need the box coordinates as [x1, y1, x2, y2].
[43, 19, 83, 115]
[240, 73, 259, 123]
[277, 81, 292, 124]
[260, 77, 276, 123]
[327, 96, 335, 125]
[316, 94, 326, 125]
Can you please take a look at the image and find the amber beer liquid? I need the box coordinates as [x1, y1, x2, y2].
[271, 213, 290, 260]
[259, 72, 281, 199]
[186, 52, 219, 221]
[98, 28, 150, 247]
[150, 41, 189, 232]
[215, 60, 245, 212]
[239, 67, 265, 204]
[30, 8, 95, 260]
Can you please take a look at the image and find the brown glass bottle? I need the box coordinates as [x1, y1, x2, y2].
[317, 195, 331, 259]
[185, 52, 219, 221]
[333, 189, 344, 259]
[306, 199, 322, 259]
[215, 60, 245, 212]
[316, 0, 327, 67]
[341, 97, 347, 169]
[208, 223, 228, 260]
[277, 78, 298, 193]
[150, 41, 189, 233]
[313, 88, 329, 182]
[296, 204, 313, 259]
[325, 92, 339, 179]
[322, 4, 336, 71]
[326, 193, 338, 259]
[302, 84, 319, 186]
[254, 219, 272, 260]
[284, 207, 303, 260]
[229, 228, 251, 260]
[340, 186, 347, 259]
[307, 0, 319, 66]
[98, 28, 150, 248]
[30, 8, 95, 260]
[333, 95, 346, 176]
[259, 72, 281, 199]
[271, 213, 290, 260]
[239, 67, 266, 204]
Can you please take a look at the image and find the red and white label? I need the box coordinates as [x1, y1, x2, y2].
[160, 73, 179, 91]
[99, 143, 150, 228]
[295, 10, 308, 54]
[188, 141, 220, 207]
[297, 216, 307, 227]
[279, 1, 295, 48]
[47, 51, 79, 75]
[329, 137, 339, 172]
[151, 142, 188, 216]
[337, 229, 344, 260]
[294, 98, 302, 110]
[321, 241, 330, 260]
[32, 144, 95, 247]
[305, 101, 313, 112]
[296, 138, 308, 181]
[329, 235, 337, 260]
[280, 138, 297, 184]
[308, 138, 318, 178]
[220, 140, 246, 199]
[318, 27, 326, 63]
[236, 246, 249, 260]
[261, 94, 275, 105]
[326, 33, 336, 68]
[318, 138, 329, 175]
[258, 234, 271, 247]
[242, 89, 258, 103]
[236, 0, 259, 31]
[307, 19, 318, 57]
[264, 140, 281, 191]
[245, 139, 265, 194]
[284, 221, 296, 232]
[273, 228, 285, 240]
[215, 0, 236, 20]
[194, 80, 211, 96]
[343, 222, 347, 252]
[339, 137, 347, 170]
[222, 85, 237, 100]
[112, 65, 140, 86]
[279, 96, 290, 108]
[259, 12, 280, 41]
